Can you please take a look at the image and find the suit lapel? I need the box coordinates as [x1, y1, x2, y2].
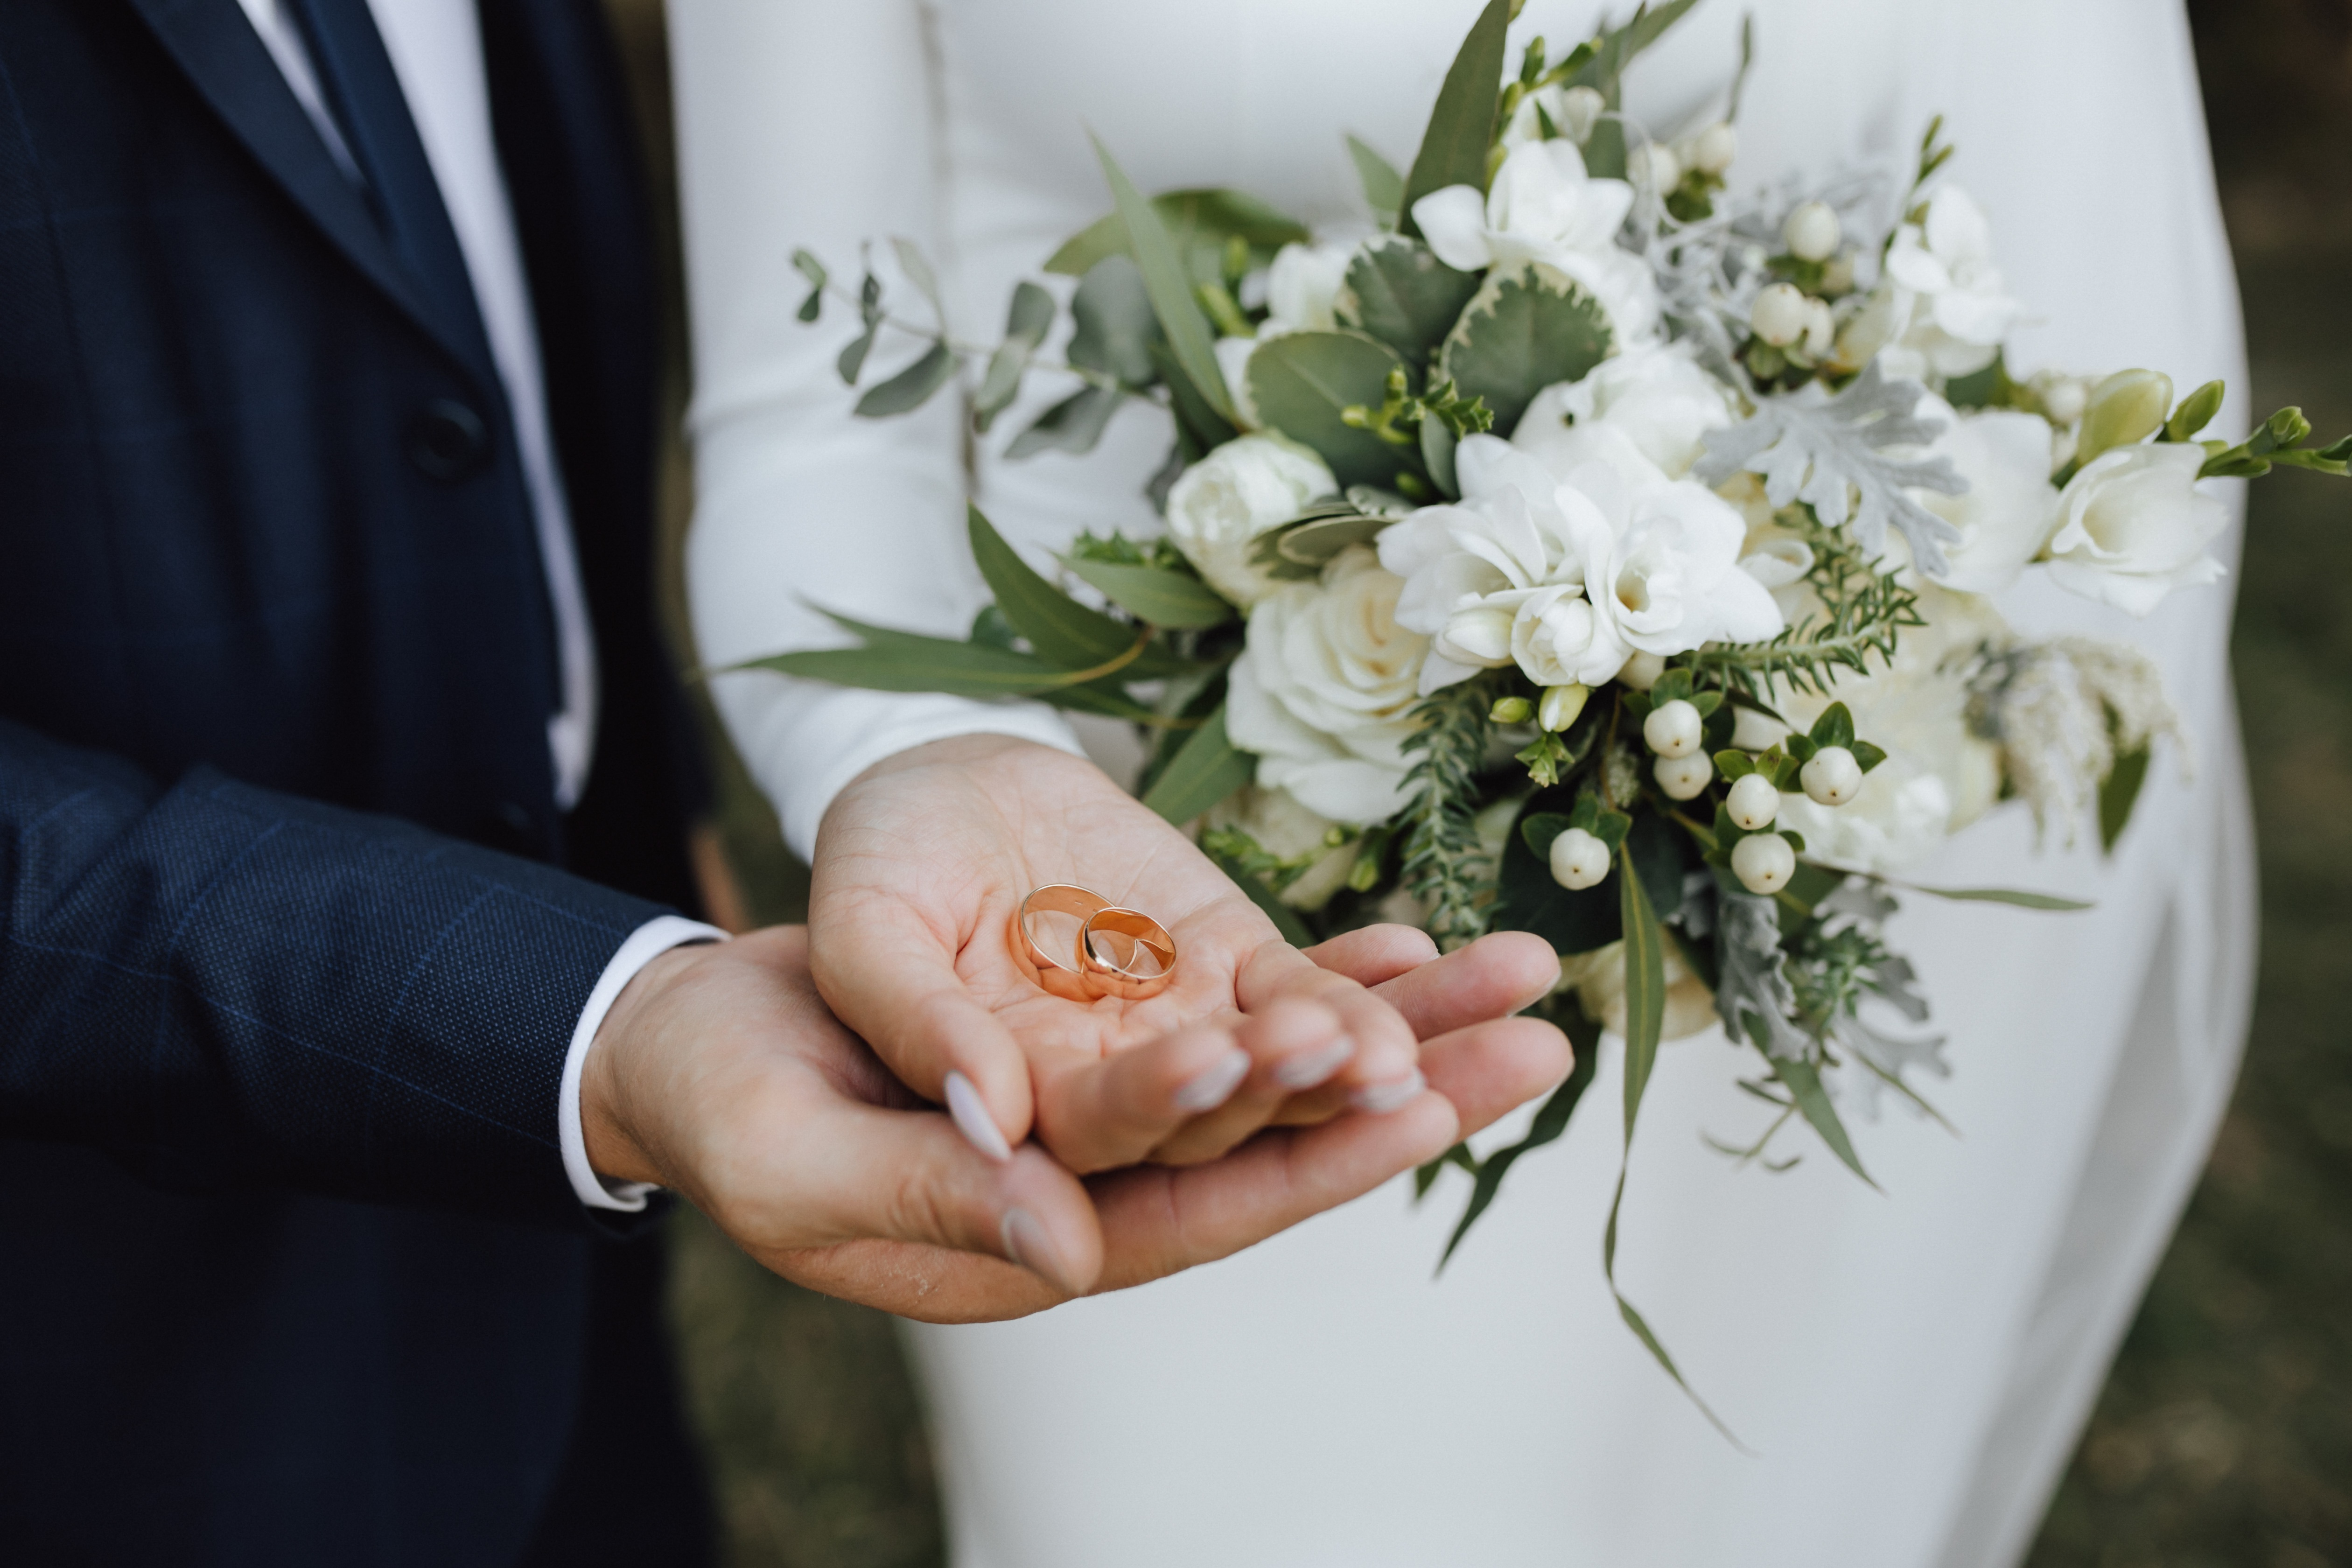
[123, 0, 495, 386]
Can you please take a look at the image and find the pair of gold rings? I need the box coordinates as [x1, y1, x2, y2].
[1012, 884, 1177, 1002]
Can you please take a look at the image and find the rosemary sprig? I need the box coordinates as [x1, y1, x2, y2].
[1398, 673, 1499, 949]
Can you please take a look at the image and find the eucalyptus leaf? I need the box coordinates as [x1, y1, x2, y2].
[1062, 556, 1236, 629]
[1766, 1050, 1876, 1190]
[1421, 414, 1460, 498]
[890, 237, 942, 317]
[1437, 1002, 1601, 1267]
[2099, 744, 2150, 854]
[1273, 511, 1389, 570]
[1045, 189, 1310, 281]
[1337, 238, 1481, 367]
[742, 638, 1072, 698]
[838, 326, 879, 385]
[1346, 134, 1405, 225]
[1006, 384, 1124, 459]
[1142, 706, 1255, 825]
[854, 340, 957, 417]
[1246, 330, 1410, 487]
[1399, 0, 1513, 238]
[967, 505, 1137, 669]
[1619, 844, 1667, 1135]
[1068, 257, 1158, 388]
[1439, 263, 1613, 435]
[1092, 138, 1240, 425]
[1904, 884, 2094, 911]
[975, 281, 1057, 428]
[1149, 341, 1240, 455]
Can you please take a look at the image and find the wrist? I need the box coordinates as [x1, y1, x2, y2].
[581, 941, 705, 1190]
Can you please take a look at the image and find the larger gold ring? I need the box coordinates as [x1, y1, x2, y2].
[1010, 884, 1109, 1001]
[1078, 907, 1178, 1001]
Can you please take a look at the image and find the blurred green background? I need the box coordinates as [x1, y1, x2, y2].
[602, 2, 2352, 1562]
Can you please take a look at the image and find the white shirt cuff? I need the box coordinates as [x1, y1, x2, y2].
[559, 914, 730, 1211]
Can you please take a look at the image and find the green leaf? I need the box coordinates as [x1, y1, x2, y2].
[1245, 330, 1412, 487]
[1767, 1050, 1876, 1189]
[1337, 238, 1482, 367]
[1044, 188, 1311, 281]
[854, 340, 957, 417]
[1148, 340, 1239, 455]
[838, 327, 878, 385]
[790, 248, 828, 290]
[975, 281, 1057, 427]
[1519, 812, 1573, 859]
[1346, 134, 1406, 225]
[1810, 702, 1855, 749]
[1206, 842, 1315, 946]
[1268, 511, 1389, 572]
[1067, 257, 1159, 387]
[1400, 0, 1513, 239]
[1619, 842, 1667, 1138]
[889, 237, 942, 317]
[1437, 1001, 1601, 1267]
[2164, 379, 2225, 443]
[1714, 749, 1755, 781]
[1906, 883, 2094, 911]
[1491, 796, 1688, 956]
[1421, 414, 1459, 498]
[1142, 705, 1255, 824]
[1850, 740, 1888, 774]
[1091, 139, 1239, 425]
[1061, 556, 1236, 629]
[1438, 263, 1613, 435]
[2099, 744, 2151, 854]
[742, 637, 1074, 698]
[1006, 385, 1125, 459]
[967, 506, 1136, 670]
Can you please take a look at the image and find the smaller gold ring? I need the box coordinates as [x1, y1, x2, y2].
[1010, 884, 1109, 1001]
[1078, 907, 1178, 1001]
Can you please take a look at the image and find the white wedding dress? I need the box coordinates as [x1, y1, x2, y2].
[668, 3, 2254, 1564]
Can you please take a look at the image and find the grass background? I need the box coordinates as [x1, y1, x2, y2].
[601, 2, 2352, 1561]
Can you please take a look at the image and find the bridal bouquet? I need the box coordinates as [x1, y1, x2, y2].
[776, 0, 2345, 1414]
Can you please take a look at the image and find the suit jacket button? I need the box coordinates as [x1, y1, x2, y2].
[407, 399, 491, 481]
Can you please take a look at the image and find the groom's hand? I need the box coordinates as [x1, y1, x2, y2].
[579, 924, 1570, 1321]
[807, 735, 1539, 1173]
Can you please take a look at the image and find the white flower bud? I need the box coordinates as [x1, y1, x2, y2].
[1731, 831, 1796, 894]
[1630, 143, 1681, 192]
[2038, 374, 2089, 426]
[1688, 122, 1738, 176]
[1800, 298, 1836, 360]
[1559, 85, 1605, 145]
[1654, 752, 1714, 801]
[1539, 683, 1590, 733]
[1749, 282, 1811, 348]
[1784, 201, 1841, 264]
[1643, 699, 1704, 758]
[1549, 826, 1611, 890]
[1725, 772, 1781, 831]
[1617, 651, 1666, 691]
[1801, 745, 1864, 806]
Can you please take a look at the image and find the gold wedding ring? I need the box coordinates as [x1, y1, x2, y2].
[1078, 907, 1177, 1001]
[1010, 884, 1180, 1002]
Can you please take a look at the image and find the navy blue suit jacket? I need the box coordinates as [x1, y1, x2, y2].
[0, 2, 716, 1561]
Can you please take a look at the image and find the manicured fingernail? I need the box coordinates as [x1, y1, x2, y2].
[944, 1071, 1012, 1163]
[1349, 1070, 1426, 1115]
[1001, 1207, 1083, 1295]
[1273, 1036, 1356, 1091]
[1172, 1048, 1251, 1113]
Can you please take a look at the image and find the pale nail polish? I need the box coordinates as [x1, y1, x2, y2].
[1273, 1036, 1356, 1091]
[1349, 1069, 1426, 1115]
[1172, 1048, 1251, 1113]
[1001, 1206, 1082, 1294]
[944, 1070, 1012, 1162]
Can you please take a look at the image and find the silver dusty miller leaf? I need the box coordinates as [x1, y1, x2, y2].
[1695, 361, 1968, 574]
[1714, 888, 1812, 1060]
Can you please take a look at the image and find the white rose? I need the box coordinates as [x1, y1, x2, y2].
[1513, 345, 1737, 480]
[2042, 442, 2231, 615]
[1225, 546, 1430, 824]
[1163, 434, 1337, 609]
[1909, 394, 2063, 595]
[1884, 187, 2023, 378]
[1409, 141, 1661, 346]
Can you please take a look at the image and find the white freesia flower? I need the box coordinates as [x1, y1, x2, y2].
[1378, 434, 1782, 695]
[1513, 345, 1738, 479]
[1264, 240, 1354, 334]
[1884, 187, 2023, 377]
[1909, 393, 2063, 595]
[2042, 442, 2231, 615]
[1776, 582, 2008, 875]
[1225, 545, 1430, 824]
[1409, 141, 1660, 344]
[1162, 433, 1336, 609]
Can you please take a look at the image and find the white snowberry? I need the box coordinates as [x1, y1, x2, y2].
[1549, 827, 1611, 890]
[1643, 699, 1703, 758]
[1653, 752, 1713, 801]
[1731, 831, 1796, 895]
[1801, 745, 1865, 806]
[1725, 772, 1781, 831]
[1784, 200, 1841, 263]
[1688, 121, 1738, 176]
[1749, 282, 1812, 348]
[1617, 651, 1666, 691]
[1630, 143, 1682, 192]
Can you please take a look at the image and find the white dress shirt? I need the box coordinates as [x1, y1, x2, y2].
[236, 0, 718, 1210]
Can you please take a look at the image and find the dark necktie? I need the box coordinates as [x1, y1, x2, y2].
[283, 0, 496, 372]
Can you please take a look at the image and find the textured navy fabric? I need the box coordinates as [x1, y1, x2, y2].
[0, 1, 715, 1561]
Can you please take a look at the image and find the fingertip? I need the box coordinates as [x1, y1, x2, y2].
[1001, 1147, 1103, 1295]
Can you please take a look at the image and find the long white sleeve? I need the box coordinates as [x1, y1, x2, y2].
[668, 0, 1083, 861]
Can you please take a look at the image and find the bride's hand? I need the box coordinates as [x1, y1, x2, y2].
[806, 734, 1554, 1171]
